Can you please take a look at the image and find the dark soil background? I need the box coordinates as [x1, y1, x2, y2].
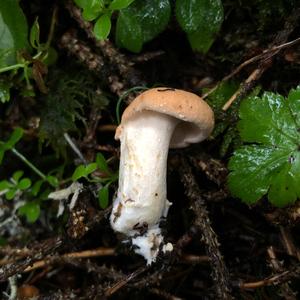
[1, 0, 300, 299]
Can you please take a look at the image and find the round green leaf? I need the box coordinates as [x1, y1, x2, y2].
[5, 188, 17, 200]
[18, 202, 40, 223]
[94, 14, 111, 40]
[12, 170, 24, 182]
[18, 178, 31, 190]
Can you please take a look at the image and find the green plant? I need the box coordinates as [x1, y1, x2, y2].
[74, 0, 224, 53]
[0, 128, 59, 222]
[0, 1, 57, 101]
[228, 86, 300, 207]
[71, 152, 118, 208]
[74, 0, 136, 40]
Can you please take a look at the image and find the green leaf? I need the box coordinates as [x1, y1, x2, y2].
[5, 188, 17, 200]
[85, 162, 98, 174]
[109, 0, 135, 10]
[0, 0, 29, 65]
[29, 18, 40, 50]
[94, 13, 111, 40]
[82, 0, 104, 21]
[96, 152, 109, 173]
[46, 175, 59, 187]
[18, 202, 40, 223]
[31, 179, 44, 196]
[228, 86, 300, 207]
[12, 170, 24, 182]
[0, 180, 12, 190]
[116, 0, 170, 52]
[5, 127, 23, 149]
[175, 0, 223, 53]
[98, 184, 109, 208]
[72, 165, 86, 181]
[116, 10, 142, 52]
[72, 163, 97, 181]
[17, 178, 31, 190]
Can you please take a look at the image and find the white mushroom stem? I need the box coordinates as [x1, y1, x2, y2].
[110, 110, 178, 263]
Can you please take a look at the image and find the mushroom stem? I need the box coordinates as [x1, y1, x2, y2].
[110, 111, 178, 262]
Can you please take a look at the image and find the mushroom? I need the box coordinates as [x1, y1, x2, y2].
[110, 87, 214, 264]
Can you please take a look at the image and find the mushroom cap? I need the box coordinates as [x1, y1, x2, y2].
[116, 87, 214, 148]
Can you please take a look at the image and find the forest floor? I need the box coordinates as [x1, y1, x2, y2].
[1, 1, 300, 299]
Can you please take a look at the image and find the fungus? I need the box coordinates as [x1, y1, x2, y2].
[110, 88, 214, 264]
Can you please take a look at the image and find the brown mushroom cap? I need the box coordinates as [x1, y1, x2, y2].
[116, 87, 214, 148]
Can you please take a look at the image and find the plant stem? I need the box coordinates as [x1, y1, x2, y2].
[0, 64, 25, 73]
[11, 147, 47, 180]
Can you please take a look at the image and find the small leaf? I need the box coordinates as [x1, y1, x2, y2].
[85, 162, 98, 175]
[5, 188, 17, 200]
[12, 170, 24, 182]
[18, 178, 32, 190]
[82, 0, 103, 21]
[94, 13, 111, 40]
[72, 163, 97, 181]
[0, 180, 12, 191]
[46, 175, 59, 188]
[72, 165, 86, 181]
[31, 179, 44, 196]
[109, 0, 135, 10]
[96, 152, 109, 173]
[176, 0, 223, 53]
[29, 18, 40, 49]
[98, 185, 109, 208]
[5, 127, 23, 149]
[18, 202, 40, 223]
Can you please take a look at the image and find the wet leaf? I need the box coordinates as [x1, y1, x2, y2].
[228, 86, 300, 207]
[116, 0, 170, 52]
[176, 0, 223, 53]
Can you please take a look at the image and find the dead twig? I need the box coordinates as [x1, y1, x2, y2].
[0, 237, 63, 282]
[23, 247, 115, 273]
[239, 264, 300, 289]
[104, 266, 148, 297]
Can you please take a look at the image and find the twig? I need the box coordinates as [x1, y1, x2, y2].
[267, 246, 296, 299]
[179, 157, 232, 299]
[104, 266, 148, 297]
[280, 226, 300, 260]
[65, 0, 145, 88]
[239, 264, 300, 289]
[23, 247, 115, 273]
[0, 237, 63, 282]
